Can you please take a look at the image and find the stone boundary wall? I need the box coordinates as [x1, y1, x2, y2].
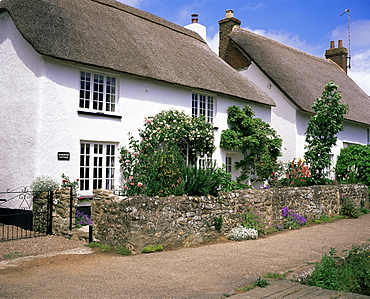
[33, 187, 77, 236]
[91, 184, 368, 251]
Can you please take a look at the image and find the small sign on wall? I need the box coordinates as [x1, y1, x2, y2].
[58, 152, 70, 161]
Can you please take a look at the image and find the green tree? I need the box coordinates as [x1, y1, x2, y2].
[220, 105, 282, 182]
[304, 81, 348, 182]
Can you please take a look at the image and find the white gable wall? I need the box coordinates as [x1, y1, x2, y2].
[0, 11, 45, 207]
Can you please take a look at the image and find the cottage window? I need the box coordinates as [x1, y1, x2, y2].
[79, 142, 116, 193]
[192, 93, 214, 123]
[79, 71, 116, 113]
[225, 156, 232, 174]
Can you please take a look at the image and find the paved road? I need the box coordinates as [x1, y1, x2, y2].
[1, 214, 370, 298]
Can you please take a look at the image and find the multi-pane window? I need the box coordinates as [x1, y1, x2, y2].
[192, 93, 214, 123]
[79, 71, 116, 113]
[80, 142, 116, 193]
[225, 156, 232, 174]
[198, 155, 213, 168]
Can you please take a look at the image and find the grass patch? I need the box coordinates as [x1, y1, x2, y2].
[264, 272, 286, 280]
[141, 244, 163, 253]
[117, 246, 132, 255]
[3, 252, 23, 259]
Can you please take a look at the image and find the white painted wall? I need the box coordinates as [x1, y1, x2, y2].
[0, 12, 45, 208]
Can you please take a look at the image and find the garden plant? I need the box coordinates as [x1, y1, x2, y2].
[220, 105, 282, 183]
[304, 81, 348, 183]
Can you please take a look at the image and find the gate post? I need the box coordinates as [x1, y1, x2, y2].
[69, 187, 73, 231]
[47, 191, 53, 235]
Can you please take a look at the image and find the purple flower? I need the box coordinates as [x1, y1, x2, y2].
[281, 206, 289, 218]
[290, 213, 307, 225]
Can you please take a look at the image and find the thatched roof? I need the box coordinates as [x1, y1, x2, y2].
[229, 27, 370, 125]
[0, 0, 274, 106]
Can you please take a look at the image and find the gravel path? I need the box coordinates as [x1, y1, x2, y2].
[1, 214, 370, 298]
[0, 235, 87, 261]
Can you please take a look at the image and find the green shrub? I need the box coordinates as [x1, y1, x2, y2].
[340, 197, 360, 218]
[308, 246, 370, 293]
[117, 247, 132, 255]
[213, 215, 223, 231]
[308, 248, 340, 290]
[141, 244, 163, 253]
[335, 145, 370, 186]
[144, 142, 186, 197]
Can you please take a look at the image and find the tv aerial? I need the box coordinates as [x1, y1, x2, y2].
[340, 9, 351, 69]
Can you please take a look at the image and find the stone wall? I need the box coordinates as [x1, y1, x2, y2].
[91, 184, 368, 251]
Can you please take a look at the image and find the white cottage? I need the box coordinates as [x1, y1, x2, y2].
[0, 0, 275, 204]
[218, 10, 370, 166]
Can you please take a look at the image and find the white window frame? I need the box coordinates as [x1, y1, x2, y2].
[79, 142, 117, 194]
[192, 93, 215, 123]
[79, 71, 117, 113]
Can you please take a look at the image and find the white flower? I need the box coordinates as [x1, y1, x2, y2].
[228, 226, 258, 241]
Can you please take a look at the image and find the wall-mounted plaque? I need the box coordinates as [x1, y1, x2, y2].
[58, 152, 70, 161]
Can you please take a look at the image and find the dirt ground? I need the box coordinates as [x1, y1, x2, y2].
[1, 214, 370, 298]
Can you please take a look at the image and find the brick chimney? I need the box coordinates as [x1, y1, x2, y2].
[325, 40, 348, 73]
[218, 10, 250, 70]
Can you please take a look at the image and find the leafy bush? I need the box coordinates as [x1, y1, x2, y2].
[217, 167, 251, 191]
[308, 246, 370, 294]
[141, 244, 163, 253]
[220, 105, 282, 183]
[340, 197, 360, 218]
[335, 145, 370, 186]
[144, 143, 185, 197]
[30, 175, 59, 196]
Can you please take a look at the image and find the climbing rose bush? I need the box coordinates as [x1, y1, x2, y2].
[119, 109, 216, 196]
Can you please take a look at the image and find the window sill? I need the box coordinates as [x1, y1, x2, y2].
[78, 110, 122, 119]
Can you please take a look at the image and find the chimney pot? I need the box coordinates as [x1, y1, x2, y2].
[330, 41, 335, 49]
[338, 40, 343, 47]
[191, 13, 198, 23]
[225, 9, 234, 18]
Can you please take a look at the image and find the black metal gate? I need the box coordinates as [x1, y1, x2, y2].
[0, 188, 53, 242]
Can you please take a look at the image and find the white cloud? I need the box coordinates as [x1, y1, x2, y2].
[205, 27, 322, 56]
[348, 49, 370, 95]
[115, 0, 143, 8]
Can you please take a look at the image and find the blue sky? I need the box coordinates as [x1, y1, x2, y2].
[118, 0, 370, 95]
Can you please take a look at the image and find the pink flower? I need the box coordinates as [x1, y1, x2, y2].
[146, 119, 152, 123]
[137, 182, 143, 187]
[130, 182, 134, 186]
[124, 186, 128, 189]
[125, 160, 131, 163]
[129, 176, 133, 180]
